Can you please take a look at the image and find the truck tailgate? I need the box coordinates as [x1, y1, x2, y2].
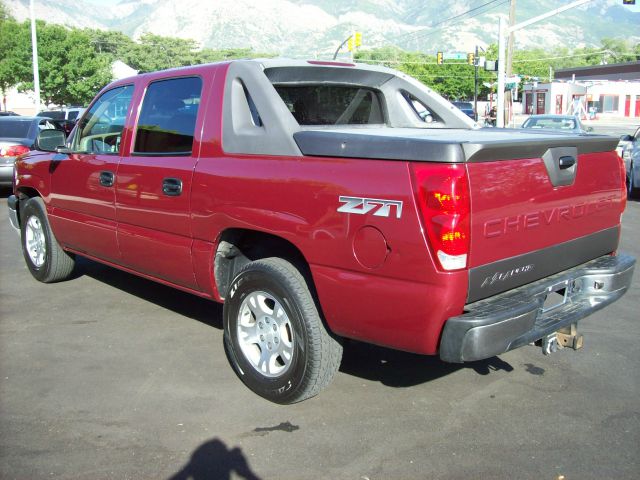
[466, 144, 624, 302]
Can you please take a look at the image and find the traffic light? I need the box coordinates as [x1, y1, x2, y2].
[467, 53, 475, 65]
[437, 52, 443, 65]
[348, 32, 362, 52]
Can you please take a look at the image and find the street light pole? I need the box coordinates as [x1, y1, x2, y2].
[474, 45, 478, 121]
[496, 0, 592, 127]
[497, 16, 506, 128]
[29, 0, 40, 112]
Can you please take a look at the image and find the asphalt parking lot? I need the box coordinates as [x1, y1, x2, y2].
[1, 169, 639, 478]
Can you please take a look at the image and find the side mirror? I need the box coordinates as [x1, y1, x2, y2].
[620, 134, 634, 142]
[36, 129, 66, 152]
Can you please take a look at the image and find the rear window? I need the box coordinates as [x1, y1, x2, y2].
[0, 120, 32, 138]
[453, 102, 473, 109]
[37, 111, 65, 120]
[274, 85, 384, 126]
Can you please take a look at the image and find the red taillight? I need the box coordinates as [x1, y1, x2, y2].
[619, 154, 627, 213]
[0, 145, 30, 157]
[411, 163, 471, 271]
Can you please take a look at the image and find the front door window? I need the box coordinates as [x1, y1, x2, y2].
[73, 85, 134, 155]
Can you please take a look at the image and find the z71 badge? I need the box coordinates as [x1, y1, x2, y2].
[337, 196, 403, 219]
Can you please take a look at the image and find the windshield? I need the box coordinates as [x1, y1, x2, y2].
[0, 120, 32, 138]
[275, 85, 384, 126]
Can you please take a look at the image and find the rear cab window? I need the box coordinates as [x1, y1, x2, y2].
[275, 85, 384, 126]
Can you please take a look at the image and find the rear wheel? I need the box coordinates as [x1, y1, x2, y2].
[223, 258, 342, 404]
[20, 197, 75, 283]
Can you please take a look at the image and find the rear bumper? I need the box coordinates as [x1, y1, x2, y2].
[440, 253, 636, 362]
[7, 194, 20, 232]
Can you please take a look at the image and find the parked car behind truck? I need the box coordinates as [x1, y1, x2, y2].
[8, 59, 635, 403]
[620, 126, 640, 199]
[0, 116, 66, 187]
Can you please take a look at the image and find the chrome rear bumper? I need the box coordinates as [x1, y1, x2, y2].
[440, 253, 636, 362]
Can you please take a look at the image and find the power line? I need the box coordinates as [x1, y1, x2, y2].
[357, 58, 487, 66]
[386, 0, 507, 45]
[399, 0, 510, 47]
[512, 50, 609, 63]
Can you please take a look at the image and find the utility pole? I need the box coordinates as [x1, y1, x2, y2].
[504, 0, 516, 127]
[496, 0, 592, 128]
[29, 0, 41, 112]
[473, 45, 485, 122]
[474, 45, 478, 121]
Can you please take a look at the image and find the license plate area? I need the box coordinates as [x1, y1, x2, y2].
[541, 280, 570, 313]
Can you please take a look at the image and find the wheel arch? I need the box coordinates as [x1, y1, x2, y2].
[214, 228, 314, 301]
[14, 186, 43, 226]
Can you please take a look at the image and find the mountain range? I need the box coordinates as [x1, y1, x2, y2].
[4, 0, 640, 58]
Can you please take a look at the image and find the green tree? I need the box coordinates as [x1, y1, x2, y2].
[355, 47, 496, 100]
[0, 11, 31, 106]
[14, 21, 111, 106]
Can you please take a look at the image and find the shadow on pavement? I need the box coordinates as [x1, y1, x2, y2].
[340, 339, 513, 388]
[78, 254, 514, 388]
[168, 438, 261, 480]
[76, 256, 223, 330]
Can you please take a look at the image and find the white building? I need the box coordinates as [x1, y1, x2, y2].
[522, 61, 640, 120]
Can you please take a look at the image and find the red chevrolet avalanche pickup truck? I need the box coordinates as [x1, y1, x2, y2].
[7, 59, 635, 403]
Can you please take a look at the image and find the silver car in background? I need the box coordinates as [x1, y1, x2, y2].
[621, 126, 640, 199]
[521, 114, 594, 134]
[0, 117, 65, 187]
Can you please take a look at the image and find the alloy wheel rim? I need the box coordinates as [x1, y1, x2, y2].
[25, 216, 46, 268]
[236, 291, 294, 378]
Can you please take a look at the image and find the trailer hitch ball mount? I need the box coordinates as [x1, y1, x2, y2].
[539, 324, 583, 355]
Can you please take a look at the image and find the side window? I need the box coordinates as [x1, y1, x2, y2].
[134, 77, 202, 155]
[402, 91, 438, 124]
[73, 85, 134, 154]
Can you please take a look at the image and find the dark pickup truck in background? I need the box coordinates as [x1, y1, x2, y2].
[7, 59, 635, 403]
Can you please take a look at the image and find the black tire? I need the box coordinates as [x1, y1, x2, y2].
[223, 258, 342, 404]
[20, 197, 75, 283]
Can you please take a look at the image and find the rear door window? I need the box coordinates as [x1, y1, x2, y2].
[134, 77, 202, 155]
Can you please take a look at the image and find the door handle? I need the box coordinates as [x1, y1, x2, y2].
[162, 177, 183, 196]
[99, 170, 114, 187]
[559, 156, 576, 170]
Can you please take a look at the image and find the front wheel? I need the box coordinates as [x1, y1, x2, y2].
[20, 197, 75, 283]
[223, 258, 342, 404]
